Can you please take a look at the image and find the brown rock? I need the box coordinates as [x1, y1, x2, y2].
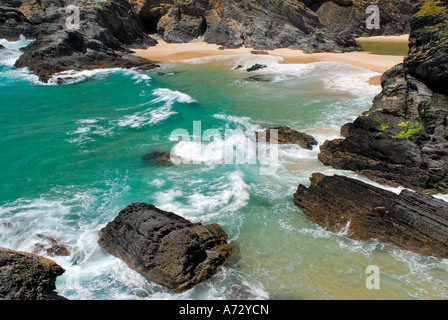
[293, 173, 448, 258]
[0, 247, 67, 300]
[98, 203, 232, 292]
[256, 126, 318, 150]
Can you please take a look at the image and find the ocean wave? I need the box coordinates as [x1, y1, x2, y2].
[116, 88, 195, 129]
[154, 171, 250, 224]
[179, 53, 380, 98]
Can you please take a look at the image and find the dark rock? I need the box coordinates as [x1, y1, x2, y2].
[244, 75, 273, 82]
[131, 0, 362, 53]
[32, 234, 70, 257]
[0, 247, 67, 300]
[0, 7, 35, 40]
[318, 6, 448, 194]
[256, 126, 318, 150]
[293, 173, 448, 258]
[98, 203, 232, 292]
[247, 64, 267, 72]
[13, 0, 158, 83]
[251, 50, 269, 55]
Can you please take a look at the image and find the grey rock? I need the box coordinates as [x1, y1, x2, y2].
[98, 203, 232, 292]
[294, 173, 448, 258]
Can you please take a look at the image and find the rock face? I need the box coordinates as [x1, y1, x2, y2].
[1, 0, 430, 81]
[313, 0, 425, 37]
[318, 5, 448, 194]
[98, 203, 232, 292]
[128, 0, 426, 51]
[293, 173, 448, 258]
[130, 0, 361, 52]
[0, 247, 67, 300]
[256, 126, 318, 150]
[0, 6, 35, 39]
[8, 0, 159, 83]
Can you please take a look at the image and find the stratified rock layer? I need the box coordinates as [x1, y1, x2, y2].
[293, 173, 448, 258]
[0, 247, 67, 300]
[98, 203, 232, 292]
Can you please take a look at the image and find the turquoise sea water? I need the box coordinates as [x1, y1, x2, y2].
[1, 38, 448, 300]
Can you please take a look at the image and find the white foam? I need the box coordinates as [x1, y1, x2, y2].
[179, 53, 380, 98]
[154, 171, 250, 223]
[116, 88, 195, 129]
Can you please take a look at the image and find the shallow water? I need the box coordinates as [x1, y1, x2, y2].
[1, 38, 447, 300]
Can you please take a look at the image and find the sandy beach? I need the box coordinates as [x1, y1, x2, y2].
[132, 35, 409, 86]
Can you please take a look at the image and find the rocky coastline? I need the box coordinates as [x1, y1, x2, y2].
[294, 2, 448, 258]
[1, 0, 427, 83]
[1, 0, 447, 299]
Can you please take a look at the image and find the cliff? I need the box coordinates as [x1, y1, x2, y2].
[319, 1, 448, 194]
[0, 0, 428, 82]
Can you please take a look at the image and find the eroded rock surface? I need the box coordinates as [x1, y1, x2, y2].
[98, 203, 232, 292]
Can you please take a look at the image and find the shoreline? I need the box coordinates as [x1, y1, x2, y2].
[132, 36, 409, 86]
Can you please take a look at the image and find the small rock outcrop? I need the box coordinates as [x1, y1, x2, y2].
[293, 173, 448, 258]
[0, 247, 67, 300]
[98, 203, 232, 292]
[256, 126, 318, 150]
[142, 150, 183, 165]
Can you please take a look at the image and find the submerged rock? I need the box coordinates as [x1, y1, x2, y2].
[98, 203, 232, 292]
[256, 126, 318, 150]
[32, 234, 70, 257]
[293, 173, 448, 258]
[142, 150, 183, 165]
[0, 247, 67, 300]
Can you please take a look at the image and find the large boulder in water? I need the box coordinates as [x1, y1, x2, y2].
[98, 203, 232, 292]
[0, 247, 67, 300]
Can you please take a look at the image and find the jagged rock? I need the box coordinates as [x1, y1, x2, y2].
[314, 0, 425, 37]
[98, 203, 232, 292]
[293, 173, 448, 258]
[32, 234, 70, 257]
[13, 0, 159, 83]
[318, 5, 448, 194]
[130, 0, 362, 52]
[0, 6, 35, 40]
[0, 247, 67, 300]
[256, 126, 318, 150]
[247, 64, 267, 72]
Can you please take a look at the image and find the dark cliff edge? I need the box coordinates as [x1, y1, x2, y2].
[318, 2, 448, 194]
